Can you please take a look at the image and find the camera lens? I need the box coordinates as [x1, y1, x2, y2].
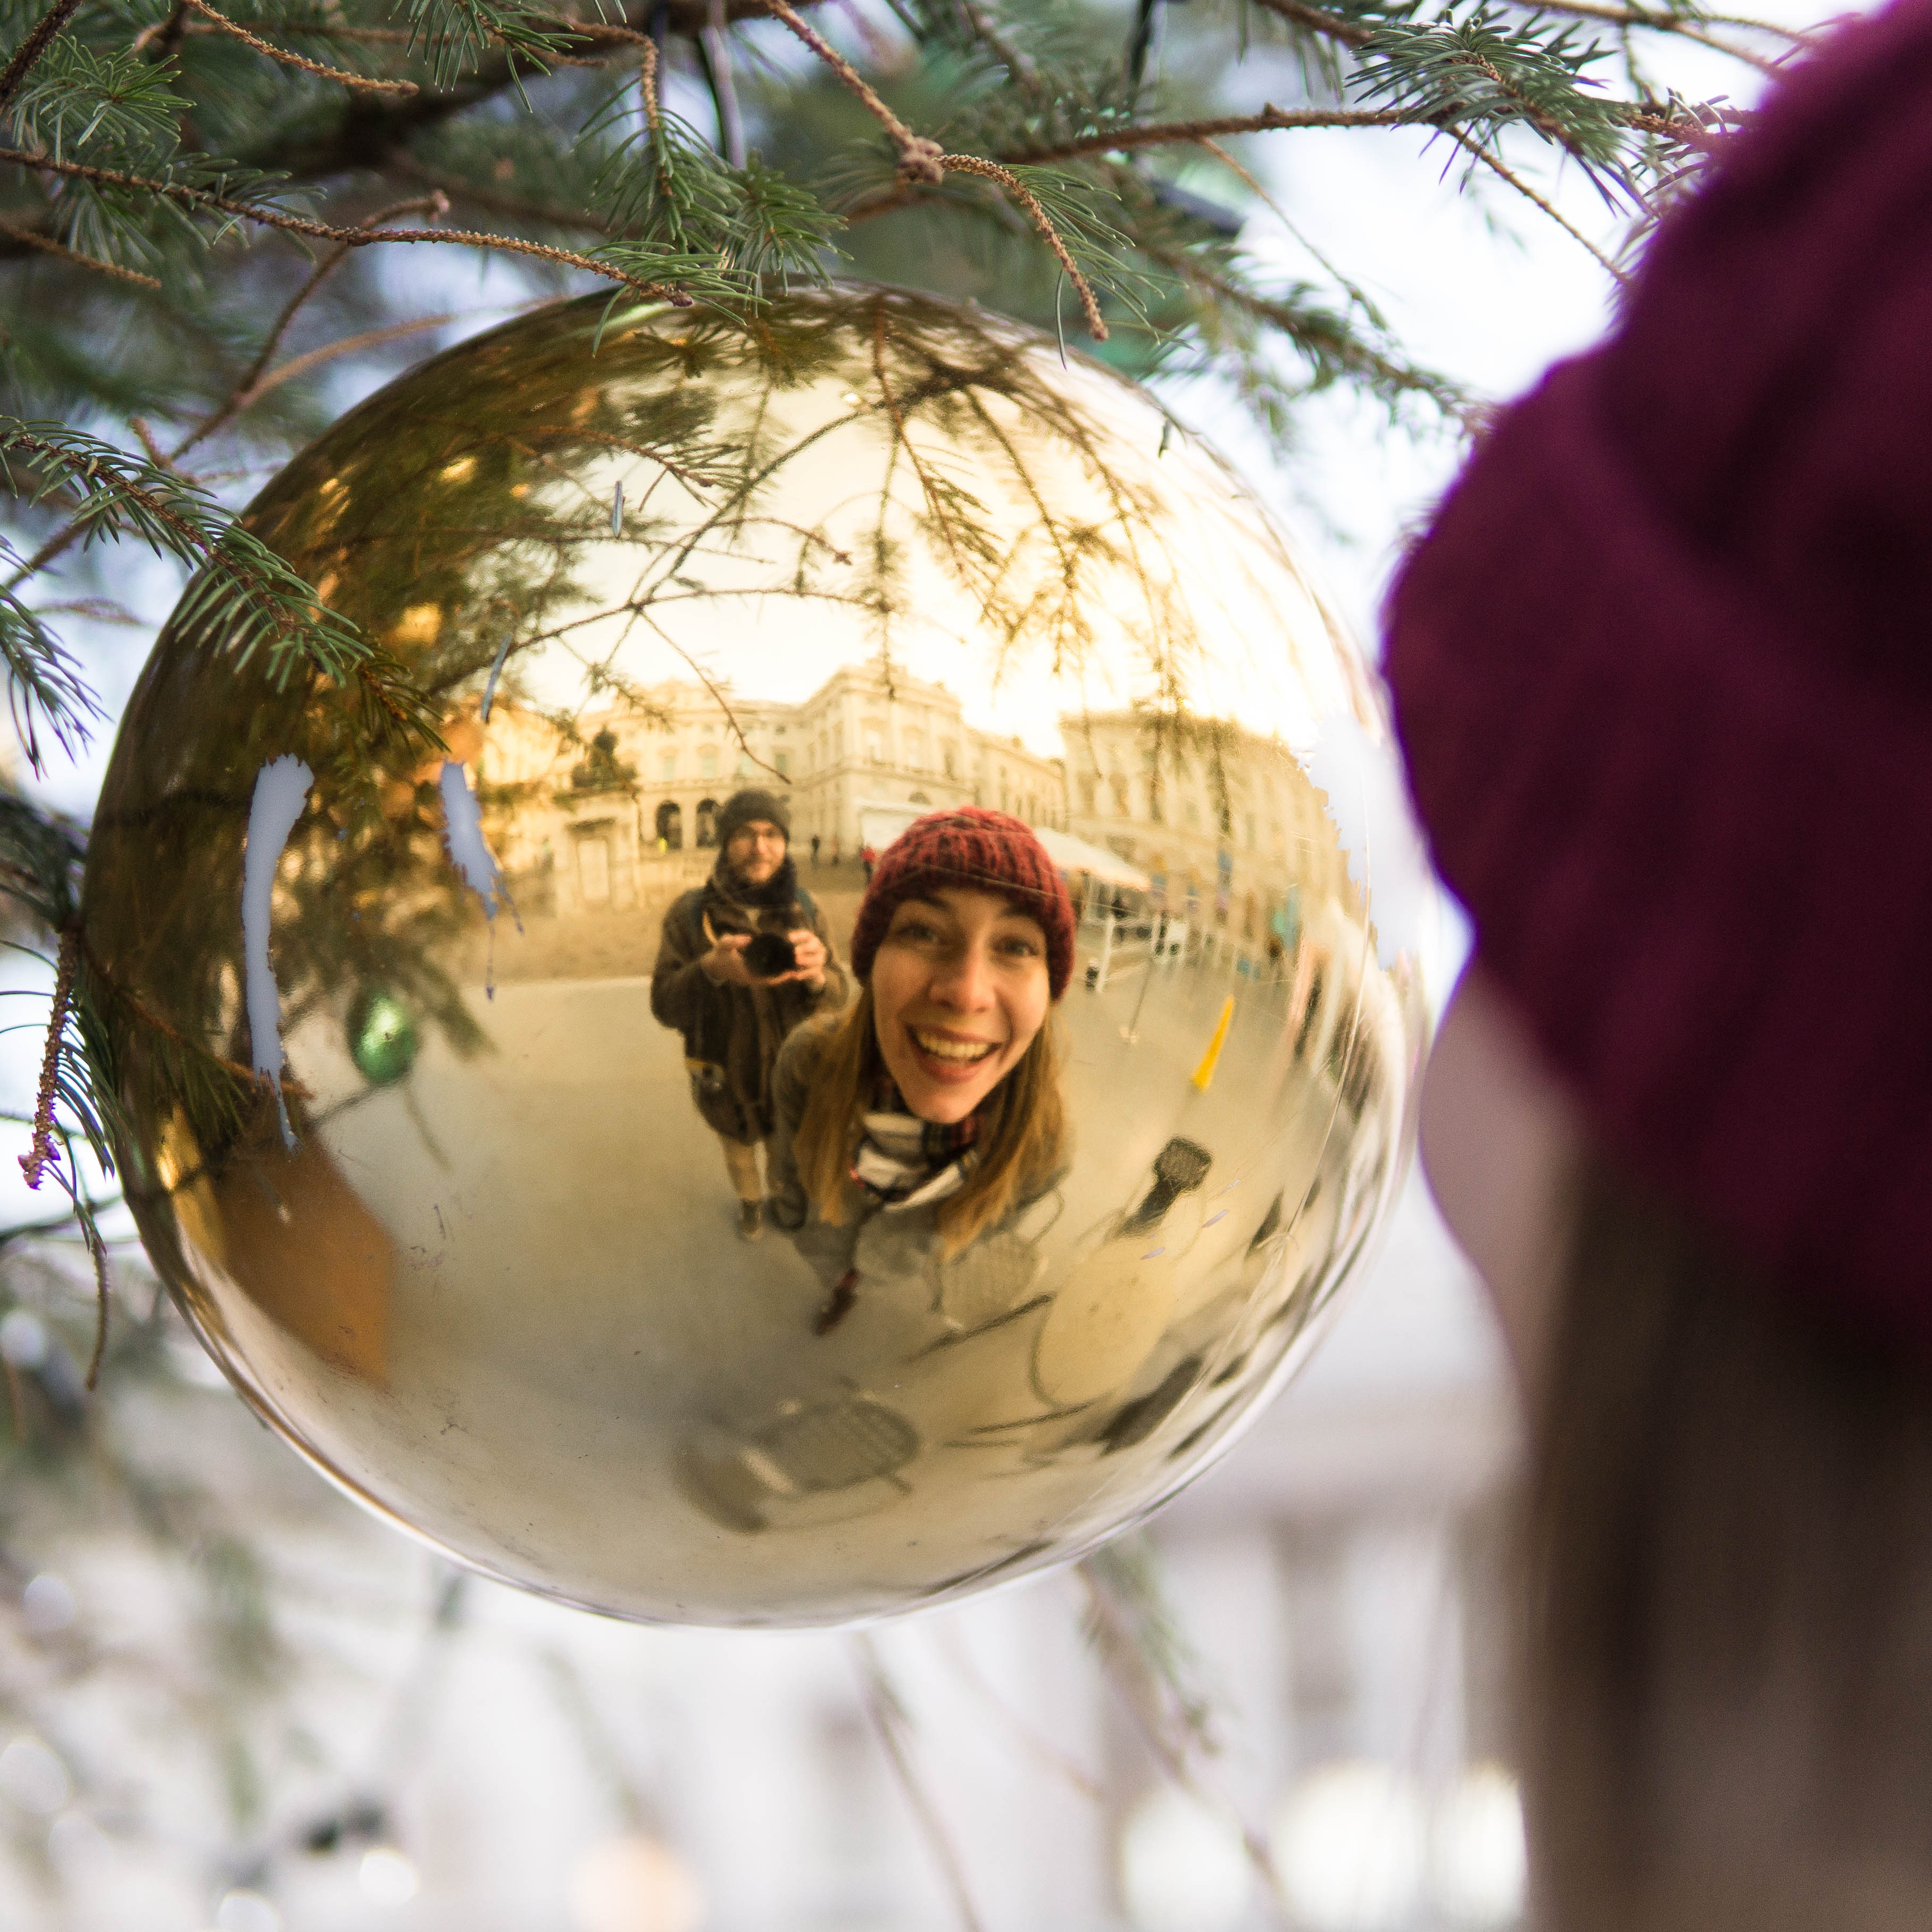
[745, 932, 797, 978]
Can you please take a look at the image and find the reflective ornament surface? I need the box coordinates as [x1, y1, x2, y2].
[85, 286, 1427, 1625]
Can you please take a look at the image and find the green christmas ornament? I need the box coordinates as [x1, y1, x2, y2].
[348, 989, 420, 1086]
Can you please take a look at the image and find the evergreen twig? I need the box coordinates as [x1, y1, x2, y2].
[0, 146, 688, 299]
[179, 0, 422, 94]
[19, 925, 76, 1191]
[0, 0, 85, 107]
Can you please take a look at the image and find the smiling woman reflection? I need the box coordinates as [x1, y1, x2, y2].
[766, 809, 1076, 1336]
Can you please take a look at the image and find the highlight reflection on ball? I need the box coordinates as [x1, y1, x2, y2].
[84, 285, 1424, 1625]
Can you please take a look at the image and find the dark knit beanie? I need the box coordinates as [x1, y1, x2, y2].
[850, 808, 1076, 1000]
[714, 788, 790, 847]
[1386, 0, 1932, 1348]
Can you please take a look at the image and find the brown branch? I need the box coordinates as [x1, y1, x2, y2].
[0, 0, 82, 107]
[633, 611, 786, 781]
[18, 926, 76, 1190]
[853, 1636, 989, 1932]
[1137, 231, 1470, 416]
[129, 416, 174, 470]
[236, 310, 463, 404]
[1002, 104, 1418, 166]
[0, 148, 684, 301]
[0, 215, 162, 288]
[0, 427, 226, 588]
[129, 0, 187, 57]
[81, 1206, 109, 1389]
[181, 0, 419, 93]
[939, 154, 1106, 338]
[951, 0, 1040, 90]
[190, 19, 419, 41]
[1503, 0, 1800, 63]
[637, 28, 661, 132]
[1448, 125, 1630, 282]
[388, 154, 615, 234]
[1080, 1564, 1289, 1910]
[871, 296, 975, 581]
[756, 0, 945, 182]
[1248, 0, 1373, 51]
[560, 425, 718, 492]
[174, 191, 448, 462]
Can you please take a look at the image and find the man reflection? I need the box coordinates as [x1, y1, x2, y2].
[767, 809, 1074, 1332]
[652, 788, 847, 1239]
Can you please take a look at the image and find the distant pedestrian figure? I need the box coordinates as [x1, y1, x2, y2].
[860, 843, 877, 884]
[810, 833, 821, 867]
[830, 836, 842, 868]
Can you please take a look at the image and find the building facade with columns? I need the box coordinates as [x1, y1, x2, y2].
[482, 661, 1067, 920]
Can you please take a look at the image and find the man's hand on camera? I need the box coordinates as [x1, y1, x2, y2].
[782, 929, 828, 989]
[700, 932, 757, 986]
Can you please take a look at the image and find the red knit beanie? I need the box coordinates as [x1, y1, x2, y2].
[850, 808, 1077, 1000]
[1386, 0, 1932, 1348]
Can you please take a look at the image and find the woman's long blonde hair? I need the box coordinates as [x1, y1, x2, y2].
[793, 984, 1065, 1256]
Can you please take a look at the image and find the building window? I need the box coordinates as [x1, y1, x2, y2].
[776, 750, 792, 779]
[1079, 774, 1097, 815]
[943, 742, 958, 779]
[1109, 772, 1129, 816]
[695, 797, 719, 846]
[1185, 798, 1200, 829]
[660, 752, 677, 782]
[699, 745, 719, 780]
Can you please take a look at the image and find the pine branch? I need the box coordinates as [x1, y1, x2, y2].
[19, 923, 75, 1190]
[0, 144, 690, 297]
[172, 190, 450, 461]
[0, 422, 438, 746]
[179, 0, 421, 96]
[1001, 104, 1418, 165]
[0, 0, 83, 109]
[0, 212, 161, 286]
[1446, 120, 1631, 277]
[0, 540, 104, 769]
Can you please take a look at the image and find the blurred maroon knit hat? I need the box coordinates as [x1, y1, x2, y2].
[1386, 0, 1932, 1346]
[851, 807, 1077, 1000]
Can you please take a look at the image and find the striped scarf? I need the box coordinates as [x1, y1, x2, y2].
[851, 1079, 980, 1211]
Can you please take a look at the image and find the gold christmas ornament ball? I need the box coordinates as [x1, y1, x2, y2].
[85, 286, 1427, 1625]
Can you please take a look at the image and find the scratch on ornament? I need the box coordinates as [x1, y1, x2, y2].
[243, 754, 314, 1150]
[479, 634, 514, 722]
[438, 760, 520, 998]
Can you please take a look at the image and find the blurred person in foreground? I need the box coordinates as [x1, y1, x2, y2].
[1388, 6, 1932, 1927]
[767, 809, 1073, 1334]
[652, 788, 846, 1240]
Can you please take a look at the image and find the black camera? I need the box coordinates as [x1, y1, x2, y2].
[744, 931, 798, 979]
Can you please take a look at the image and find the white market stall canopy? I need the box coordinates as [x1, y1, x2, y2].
[855, 800, 930, 851]
[1032, 826, 1151, 892]
[859, 805, 1151, 893]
